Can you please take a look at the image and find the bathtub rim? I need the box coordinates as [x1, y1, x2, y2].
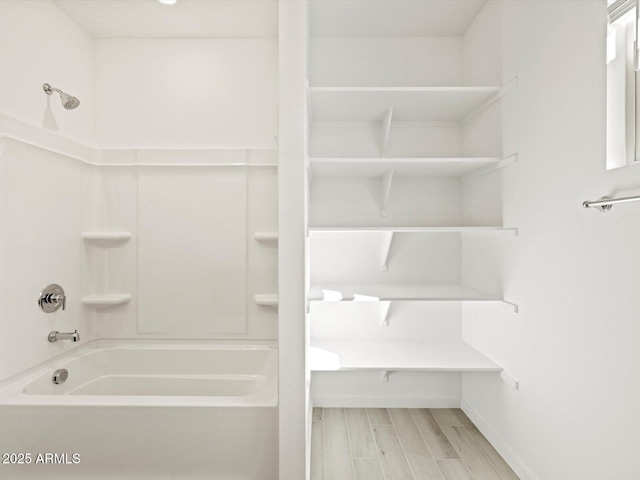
[0, 338, 278, 408]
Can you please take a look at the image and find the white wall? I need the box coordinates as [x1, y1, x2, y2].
[310, 37, 463, 87]
[94, 39, 278, 149]
[0, 139, 97, 381]
[0, 0, 96, 380]
[0, 0, 95, 144]
[461, 2, 640, 479]
[279, 2, 307, 480]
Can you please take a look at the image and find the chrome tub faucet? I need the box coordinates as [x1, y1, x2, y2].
[48, 330, 80, 343]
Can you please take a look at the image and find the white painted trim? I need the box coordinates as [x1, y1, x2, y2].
[461, 400, 539, 480]
[314, 395, 461, 408]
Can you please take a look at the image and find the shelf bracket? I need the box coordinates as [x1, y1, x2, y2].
[379, 301, 392, 327]
[305, 78, 313, 130]
[380, 231, 395, 271]
[462, 76, 519, 125]
[502, 300, 519, 314]
[500, 371, 519, 390]
[380, 170, 394, 217]
[306, 155, 313, 184]
[381, 107, 394, 157]
[381, 370, 391, 382]
[461, 153, 519, 182]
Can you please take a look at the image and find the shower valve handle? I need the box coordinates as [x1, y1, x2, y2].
[38, 284, 66, 313]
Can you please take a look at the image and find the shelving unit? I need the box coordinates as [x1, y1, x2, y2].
[310, 283, 501, 302]
[310, 157, 501, 178]
[309, 341, 502, 372]
[309, 226, 516, 235]
[82, 294, 131, 309]
[309, 283, 517, 313]
[308, 86, 501, 122]
[306, 1, 516, 404]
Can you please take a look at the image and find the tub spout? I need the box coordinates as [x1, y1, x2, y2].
[48, 330, 80, 343]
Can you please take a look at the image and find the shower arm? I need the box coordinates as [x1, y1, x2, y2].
[42, 83, 62, 96]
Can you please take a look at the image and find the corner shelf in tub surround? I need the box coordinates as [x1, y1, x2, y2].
[82, 294, 131, 309]
[254, 294, 279, 308]
[82, 231, 132, 244]
[309, 340, 502, 373]
[254, 231, 279, 242]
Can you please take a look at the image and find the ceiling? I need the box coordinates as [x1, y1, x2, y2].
[53, 0, 278, 38]
[53, 0, 486, 40]
[309, 0, 487, 38]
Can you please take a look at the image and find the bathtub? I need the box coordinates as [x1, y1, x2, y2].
[0, 340, 278, 479]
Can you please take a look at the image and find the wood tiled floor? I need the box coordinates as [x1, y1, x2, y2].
[311, 408, 520, 480]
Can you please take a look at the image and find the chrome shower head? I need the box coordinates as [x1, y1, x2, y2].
[43, 83, 80, 110]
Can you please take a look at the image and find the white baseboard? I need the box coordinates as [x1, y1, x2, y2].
[314, 395, 461, 408]
[461, 400, 539, 480]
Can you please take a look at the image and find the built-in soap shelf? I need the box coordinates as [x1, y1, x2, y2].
[254, 294, 278, 308]
[82, 231, 132, 245]
[82, 294, 131, 309]
[254, 231, 278, 242]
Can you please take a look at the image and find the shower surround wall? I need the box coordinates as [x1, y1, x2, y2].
[88, 37, 278, 340]
[0, 0, 95, 380]
[0, 0, 278, 380]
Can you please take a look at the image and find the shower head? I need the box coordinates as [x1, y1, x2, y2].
[43, 83, 80, 110]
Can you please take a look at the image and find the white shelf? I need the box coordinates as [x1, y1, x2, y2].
[309, 226, 517, 235]
[254, 294, 278, 308]
[308, 284, 517, 312]
[309, 86, 500, 122]
[309, 340, 502, 372]
[309, 157, 502, 178]
[254, 231, 279, 242]
[82, 231, 132, 244]
[82, 294, 131, 309]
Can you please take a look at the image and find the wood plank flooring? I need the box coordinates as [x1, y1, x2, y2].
[311, 408, 519, 480]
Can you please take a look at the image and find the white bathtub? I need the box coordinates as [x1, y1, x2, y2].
[0, 339, 277, 407]
[0, 340, 278, 479]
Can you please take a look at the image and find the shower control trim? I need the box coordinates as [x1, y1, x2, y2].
[38, 284, 66, 313]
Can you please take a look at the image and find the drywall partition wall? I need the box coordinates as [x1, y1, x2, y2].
[94, 39, 278, 149]
[278, 1, 307, 479]
[461, 2, 640, 480]
[0, 0, 95, 144]
[0, 138, 97, 381]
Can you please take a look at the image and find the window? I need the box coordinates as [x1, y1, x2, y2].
[607, 0, 640, 169]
